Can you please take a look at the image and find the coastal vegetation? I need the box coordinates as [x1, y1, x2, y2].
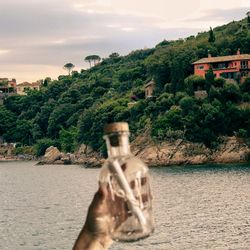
[0, 17, 250, 157]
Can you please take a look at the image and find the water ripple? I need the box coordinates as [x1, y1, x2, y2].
[0, 162, 249, 249]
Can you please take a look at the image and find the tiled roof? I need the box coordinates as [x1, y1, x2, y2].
[145, 80, 155, 88]
[193, 54, 250, 64]
[17, 82, 40, 87]
[17, 82, 32, 86]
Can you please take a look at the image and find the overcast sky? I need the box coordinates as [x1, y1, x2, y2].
[0, 0, 249, 83]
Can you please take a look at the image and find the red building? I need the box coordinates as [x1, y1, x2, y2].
[0, 78, 17, 93]
[193, 49, 250, 82]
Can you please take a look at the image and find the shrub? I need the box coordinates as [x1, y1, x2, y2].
[34, 138, 59, 157]
[222, 83, 242, 103]
[240, 77, 250, 93]
[184, 75, 206, 95]
[213, 78, 225, 88]
[151, 107, 183, 139]
[166, 129, 184, 141]
[14, 146, 35, 156]
[242, 93, 250, 102]
[179, 96, 195, 115]
[238, 129, 247, 138]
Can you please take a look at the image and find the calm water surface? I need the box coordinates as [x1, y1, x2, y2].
[0, 161, 250, 249]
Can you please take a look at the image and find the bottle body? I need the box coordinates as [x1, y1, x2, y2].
[99, 148, 154, 241]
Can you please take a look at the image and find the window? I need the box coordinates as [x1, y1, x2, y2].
[218, 63, 226, 69]
[241, 60, 248, 69]
[197, 65, 204, 70]
[220, 72, 237, 79]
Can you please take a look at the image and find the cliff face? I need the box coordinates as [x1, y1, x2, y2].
[131, 133, 250, 167]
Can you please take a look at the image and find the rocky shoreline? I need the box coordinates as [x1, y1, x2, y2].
[36, 144, 104, 168]
[34, 135, 250, 168]
[0, 155, 37, 162]
[1, 135, 249, 167]
[131, 135, 250, 167]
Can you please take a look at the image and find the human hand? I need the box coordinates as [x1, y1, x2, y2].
[73, 183, 128, 250]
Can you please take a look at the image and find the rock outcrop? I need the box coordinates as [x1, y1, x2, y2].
[38, 144, 104, 167]
[38, 134, 249, 167]
[43, 146, 61, 164]
[131, 132, 249, 167]
[213, 137, 249, 163]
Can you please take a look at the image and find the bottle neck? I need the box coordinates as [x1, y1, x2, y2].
[104, 132, 131, 158]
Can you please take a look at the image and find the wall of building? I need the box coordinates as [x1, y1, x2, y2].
[194, 58, 250, 81]
[16, 84, 40, 95]
[194, 63, 210, 77]
[145, 85, 154, 98]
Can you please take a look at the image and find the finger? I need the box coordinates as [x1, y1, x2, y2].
[121, 163, 127, 171]
[141, 194, 148, 203]
[97, 183, 109, 198]
[141, 177, 147, 186]
[130, 177, 147, 189]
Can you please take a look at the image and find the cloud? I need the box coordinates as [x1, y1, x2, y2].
[0, 64, 63, 82]
[0, 0, 172, 66]
[0, 0, 247, 82]
[72, 1, 113, 14]
[0, 49, 11, 55]
[120, 27, 136, 32]
[185, 7, 249, 23]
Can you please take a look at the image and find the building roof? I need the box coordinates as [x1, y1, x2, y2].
[145, 80, 155, 88]
[192, 54, 250, 64]
[0, 78, 16, 82]
[17, 82, 32, 87]
[17, 82, 40, 87]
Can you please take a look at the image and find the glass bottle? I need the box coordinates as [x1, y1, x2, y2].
[99, 122, 154, 242]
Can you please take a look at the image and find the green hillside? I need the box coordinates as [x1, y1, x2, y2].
[0, 17, 250, 156]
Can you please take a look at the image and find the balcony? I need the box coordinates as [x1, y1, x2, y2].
[212, 66, 237, 71]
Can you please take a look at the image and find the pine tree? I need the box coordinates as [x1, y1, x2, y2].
[205, 67, 215, 91]
[63, 63, 75, 75]
[208, 27, 215, 43]
[247, 12, 250, 29]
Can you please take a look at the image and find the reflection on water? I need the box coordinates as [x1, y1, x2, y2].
[0, 162, 250, 249]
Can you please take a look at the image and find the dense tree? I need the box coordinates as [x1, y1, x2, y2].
[11, 119, 33, 145]
[59, 126, 77, 152]
[47, 103, 76, 138]
[0, 106, 16, 141]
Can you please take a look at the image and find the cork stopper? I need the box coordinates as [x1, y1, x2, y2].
[104, 122, 129, 134]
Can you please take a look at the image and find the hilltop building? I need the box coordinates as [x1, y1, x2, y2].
[145, 79, 155, 98]
[16, 82, 41, 95]
[0, 78, 17, 102]
[193, 49, 250, 82]
[0, 78, 17, 93]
